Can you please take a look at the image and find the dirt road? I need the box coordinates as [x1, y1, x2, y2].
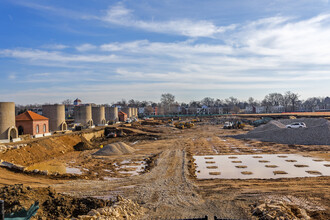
[52, 138, 251, 219]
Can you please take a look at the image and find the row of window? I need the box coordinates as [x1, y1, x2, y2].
[36, 124, 47, 133]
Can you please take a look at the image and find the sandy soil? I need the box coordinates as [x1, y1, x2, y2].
[0, 118, 329, 219]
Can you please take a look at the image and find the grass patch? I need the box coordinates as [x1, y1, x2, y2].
[313, 159, 324, 162]
[235, 165, 247, 168]
[277, 155, 287, 158]
[205, 161, 215, 164]
[258, 160, 270, 163]
[324, 164, 330, 167]
[231, 160, 242, 163]
[252, 156, 262, 158]
[228, 156, 238, 159]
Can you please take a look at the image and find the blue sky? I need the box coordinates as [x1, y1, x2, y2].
[1, 0, 330, 105]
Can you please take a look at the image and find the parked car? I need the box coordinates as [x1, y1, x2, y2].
[286, 122, 306, 128]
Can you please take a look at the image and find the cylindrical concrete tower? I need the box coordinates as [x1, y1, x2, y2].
[122, 107, 132, 118]
[42, 104, 67, 131]
[92, 106, 106, 126]
[74, 105, 93, 126]
[105, 107, 118, 122]
[0, 102, 18, 141]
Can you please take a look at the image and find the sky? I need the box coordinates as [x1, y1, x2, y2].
[1, 0, 330, 105]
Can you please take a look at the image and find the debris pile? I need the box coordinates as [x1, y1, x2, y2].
[235, 118, 330, 145]
[251, 200, 310, 220]
[0, 184, 110, 219]
[93, 142, 135, 156]
[76, 196, 146, 220]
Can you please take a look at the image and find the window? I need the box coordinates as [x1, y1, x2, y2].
[43, 124, 46, 133]
[36, 125, 39, 134]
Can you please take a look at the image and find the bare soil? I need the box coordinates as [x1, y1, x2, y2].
[0, 118, 329, 219]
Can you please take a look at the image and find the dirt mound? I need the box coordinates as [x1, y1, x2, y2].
[93, 142, 135, 156]
[0, 184, 111, 219]
[252, 200, 310, 219]
[235, 118, 330, 145]
[73, 137, 94, 151]
[77, 195, 146, 220]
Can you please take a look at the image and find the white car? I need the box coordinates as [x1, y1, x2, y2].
[286, 122, 306, 128]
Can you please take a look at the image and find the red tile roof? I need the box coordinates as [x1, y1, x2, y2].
[118, 111, 127, 116]
[16, 111, 49, 121]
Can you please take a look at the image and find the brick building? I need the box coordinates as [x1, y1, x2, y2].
[16, 111, 50, 137]
[118, 111, 127, 122]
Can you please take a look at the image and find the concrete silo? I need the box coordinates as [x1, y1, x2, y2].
[105, 107, 118, 123]
[0, 102, 18, 143]
[92, 106, 106, 126]
[74, 105, 93, 127]
[42, 104, 67, 131]
[122, 107, 132, 118]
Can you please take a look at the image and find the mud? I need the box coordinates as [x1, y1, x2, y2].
[0, 118, 329, 219]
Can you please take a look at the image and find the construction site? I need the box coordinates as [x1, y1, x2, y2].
[0, 106, 329, 219]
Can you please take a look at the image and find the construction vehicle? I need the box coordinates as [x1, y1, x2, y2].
[252, 117, 273, 127]
[223, 121, 233, 129]
[223, 121, 245, 129]
[184, 122, 194, 128]
[175, 122, 185, 129]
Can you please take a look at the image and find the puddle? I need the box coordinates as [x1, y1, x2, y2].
[194, 154, 330, 179]
[26, 161, 82, 175]
[117, 160, 146, 176]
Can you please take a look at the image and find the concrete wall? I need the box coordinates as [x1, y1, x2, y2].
[42, 104, 67, 131]
[105, 107, 118, 122]
[0, 102, 17, 141]
[74, 105, 93, 126]
[92, 106, 106, 125]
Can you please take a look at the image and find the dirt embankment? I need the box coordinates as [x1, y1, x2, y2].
[0, 131, 104, 167]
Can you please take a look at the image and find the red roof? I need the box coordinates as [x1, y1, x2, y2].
[16, 111, 49, 121]
[118, 111, 127, 116]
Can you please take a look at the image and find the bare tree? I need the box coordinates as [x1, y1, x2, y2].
[160, 93, 175, 114]
[284, 91, 300, 111]
[62, 99, 72, 105]
[201, 97, 215, 107]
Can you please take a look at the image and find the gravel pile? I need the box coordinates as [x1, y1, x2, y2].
[235, 118, 330, 145]
[93, 142, 135, 156]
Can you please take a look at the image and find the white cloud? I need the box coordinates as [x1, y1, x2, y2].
[75, 44, 97, 52]
[101, 3, 235, 37]
[42, 44, 68, 50]
[2, 13, 330, 103]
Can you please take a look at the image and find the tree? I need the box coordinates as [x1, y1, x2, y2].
[160, 93, 175, 114]
[160, 93, 175, 106]
[201, 97, 215, 107]
[284, 91, 300, 111]
[62, 99, 72, 105]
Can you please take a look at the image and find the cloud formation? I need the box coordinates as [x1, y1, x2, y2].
[101, 3, 235, 37]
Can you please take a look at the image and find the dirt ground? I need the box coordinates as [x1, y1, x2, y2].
[0, 118, 329, 219]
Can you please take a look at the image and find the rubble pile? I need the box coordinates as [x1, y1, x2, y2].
[252, 200, 310, 220]
[76, 196, 146, 220]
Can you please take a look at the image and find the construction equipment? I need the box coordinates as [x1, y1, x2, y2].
[252, 117, 273, 127]
[223, 121, 245, 129]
